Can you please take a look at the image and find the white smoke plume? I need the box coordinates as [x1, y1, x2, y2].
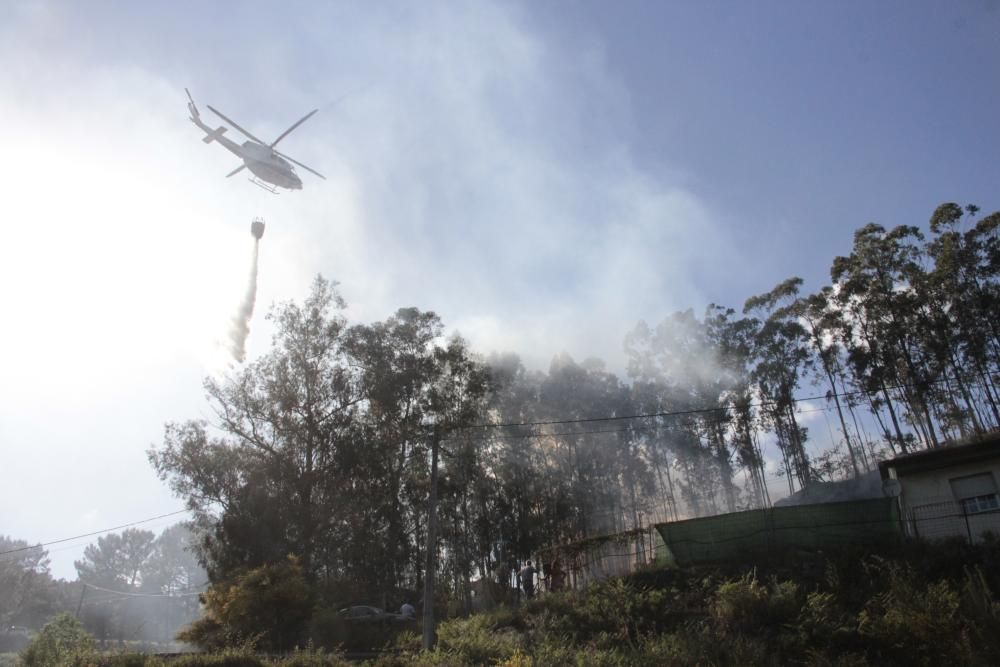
[228, 237, 260, 363]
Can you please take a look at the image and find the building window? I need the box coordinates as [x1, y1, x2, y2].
[961, 494, 1000, 515]
[950, 473, 1000, 515]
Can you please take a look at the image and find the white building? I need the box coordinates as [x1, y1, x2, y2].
[879, 436, 1000, 542]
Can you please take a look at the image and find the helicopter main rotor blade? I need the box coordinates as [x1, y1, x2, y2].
[226, 164, 247, 178]
[270, 109, 318, 148]
[205, 104, 267, 145]
[274, 150, 326, 180]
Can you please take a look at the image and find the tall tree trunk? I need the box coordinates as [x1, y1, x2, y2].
[878, 379, 909, 453]
[711, 418, 737, 512]
[825, 367, 860, 476]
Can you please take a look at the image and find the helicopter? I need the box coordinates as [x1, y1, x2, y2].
[185, 88, 325, 193]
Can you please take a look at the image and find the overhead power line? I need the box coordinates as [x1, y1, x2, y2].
[0, 509, 191, 557]
[81, 581, 205, 598]
[456, 375, 968, 432]
[464, 405, 834, 442]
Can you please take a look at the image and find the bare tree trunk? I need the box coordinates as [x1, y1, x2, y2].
[825, 367, 860, 477]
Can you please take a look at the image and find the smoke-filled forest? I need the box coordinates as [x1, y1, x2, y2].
[0, 525, 204, 650]
[4, 203, 1000, 655]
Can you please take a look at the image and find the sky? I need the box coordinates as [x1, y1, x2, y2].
[0, 0, 997, 580]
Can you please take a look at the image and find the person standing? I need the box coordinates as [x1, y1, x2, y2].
[519, 560, 536, 599]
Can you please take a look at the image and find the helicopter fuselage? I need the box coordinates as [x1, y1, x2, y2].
[206, 133, 302, 190]
[237, 142, 302, 190]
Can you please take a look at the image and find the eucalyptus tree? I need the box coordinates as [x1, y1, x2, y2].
[341, 307, 459, 594]
[480, 353, 547, 570]
[924, 203, 1000, 433]
[627, 376, 682, 521]
[625, 310, 738, 515]
[536, 354, 640, 536]
[744, 278, 815, 490]
[793, 287, 867, 476]
[829, 225, 930, 452]
[704, 304, 769, 506]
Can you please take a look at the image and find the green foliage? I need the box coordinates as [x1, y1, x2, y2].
[0, 536, 52, 632]
[711, 572, 800, 636]
[177, 556, 310, 653]
[167, 651, 264, 667]
[376, 541, 1000, 666]
[279, 648, 350, 667]
[857, 564, 972, 666]
[434, 613, 524, 664]
[74, 529, 156, 591]
[19, 613, 96, 667]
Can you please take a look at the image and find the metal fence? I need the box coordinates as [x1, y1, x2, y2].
[905, 500, 1000, 542]
[489, 496, 1000, 606]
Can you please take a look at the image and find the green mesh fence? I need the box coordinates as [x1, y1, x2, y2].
[655, 497, 902, 566]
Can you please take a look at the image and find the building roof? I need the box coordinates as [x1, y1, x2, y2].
[775, 470, 883, 507]
[878, 433, 1000, 479]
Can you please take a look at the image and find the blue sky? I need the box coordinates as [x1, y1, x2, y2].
[542, 0, 1000, 278]
[0, 0, 997, 578]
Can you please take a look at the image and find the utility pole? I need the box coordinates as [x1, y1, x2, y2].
[75, 583, 87, 618]
[422, 429, 441, 651]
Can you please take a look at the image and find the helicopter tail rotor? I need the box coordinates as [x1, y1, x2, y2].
[202, 126, 228, 144]
[185, 88, 200, 120]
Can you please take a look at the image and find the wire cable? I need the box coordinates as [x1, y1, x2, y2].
[457, 374, 975, 432]
[0, 509, 191, 557]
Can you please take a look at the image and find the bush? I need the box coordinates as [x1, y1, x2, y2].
[711, 572, 800, 636]
[19, 613, 97, 667]
[280, 648, 350, 667]
[857, 565, 972, 666]
[434, 613, 525, 664]
[178, 556, 311, 653]
[169, 650, 265, 667]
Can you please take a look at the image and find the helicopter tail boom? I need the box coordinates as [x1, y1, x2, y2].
[201, 126, 228, 144]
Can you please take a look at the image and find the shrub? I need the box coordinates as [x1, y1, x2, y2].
[19, 613, 97, 667]
[642, 628, 773, 666]
[104, 654, 165, 667]
[169, 649, 265, 667]
[178, 556, 310, 653]
[857, 564, 972, 666]
[434, 613, 524, 664]
[711, 572, 800, 636]
[280, 647, 351, 667]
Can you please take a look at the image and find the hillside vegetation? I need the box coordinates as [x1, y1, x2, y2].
[18, 538, 1000, 666]
[388, 538, 1000, 666]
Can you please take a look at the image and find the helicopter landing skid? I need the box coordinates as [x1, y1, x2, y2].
[249, 177, 280, 194]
